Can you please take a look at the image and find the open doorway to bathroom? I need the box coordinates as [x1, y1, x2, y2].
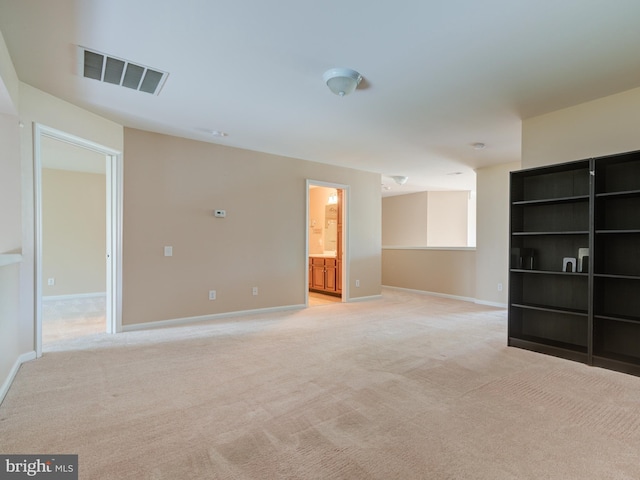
[307, 182, 346, 306]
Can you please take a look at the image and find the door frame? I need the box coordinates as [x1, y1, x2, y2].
[306, 179, 349, 304]
[34, 124, 123, 356]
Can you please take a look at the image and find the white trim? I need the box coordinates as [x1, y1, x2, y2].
[34, 125, 43, 357]
[0, 254, 22, 267]
[122, 304, 306, 332]
[383, 285, 507, 308]
[383, 285, 476, 304]
[34, 124, 123, 357]
[42, 292, 106, 301]
[349, 294, 383, 302]
[474, 299, 508, 309]
[382, 246, 476, 251]
[0, 351, 36, 406]
[105, 150, 124, 334]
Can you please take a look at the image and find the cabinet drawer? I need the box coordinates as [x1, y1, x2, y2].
[325, 258, 337, 266]
[311, 258, 325, 266]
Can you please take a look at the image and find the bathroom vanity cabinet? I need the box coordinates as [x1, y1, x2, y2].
[310, 257, 340, 296]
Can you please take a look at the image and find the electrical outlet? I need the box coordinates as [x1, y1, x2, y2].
[252, 287, 258, 296]
[355, 279, 360, 287]
[164, 246, 173, 257]
[47, 278, 55, 286]
[497, 283, 503, 292]
[208, 290, 216, 300]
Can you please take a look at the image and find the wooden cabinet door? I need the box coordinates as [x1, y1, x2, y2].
[312, 261, 326, 290]
[325, 259, 337, 292]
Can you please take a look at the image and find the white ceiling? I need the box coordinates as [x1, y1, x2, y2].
[3, 1, 640, 195]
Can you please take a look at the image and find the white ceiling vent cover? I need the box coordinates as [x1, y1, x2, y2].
[78, 47, 168, 95]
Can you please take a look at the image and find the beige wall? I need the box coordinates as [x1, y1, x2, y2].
[475, 161, 519, 306]
[382, 248, 476, 299]
[427, 191, 469, 247]
[382, 165, 514, 306]
[382, 191, 471, 247]
[522, 86, 640, 168]
[42, 169, 106, 296]
[122, 128, 381, 326]
[381, 190, 476, 301]
[382, 192, 428, 246]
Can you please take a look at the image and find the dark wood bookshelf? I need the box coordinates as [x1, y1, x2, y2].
[509, 151, 640, 376]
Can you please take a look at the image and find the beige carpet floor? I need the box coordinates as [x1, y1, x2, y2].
[2, 288, 640, 479]
[42, 295, 106, 345]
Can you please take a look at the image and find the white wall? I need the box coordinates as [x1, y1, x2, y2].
[0, 28, 18, 114]
[0, 111, 23, 401]
[475, 161, 520, 306]
[0, 26, 25, 400]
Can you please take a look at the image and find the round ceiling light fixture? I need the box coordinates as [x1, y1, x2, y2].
[472, 142, 486, 150]
[391, 175, 409, 185]
[323, 68, 362, 97]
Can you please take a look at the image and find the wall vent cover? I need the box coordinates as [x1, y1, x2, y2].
[79, 47, 168, 95]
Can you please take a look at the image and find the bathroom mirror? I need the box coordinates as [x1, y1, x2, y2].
[324, 204, 338, 253]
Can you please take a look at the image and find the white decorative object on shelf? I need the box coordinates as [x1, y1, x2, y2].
[563, 257, 577, 273]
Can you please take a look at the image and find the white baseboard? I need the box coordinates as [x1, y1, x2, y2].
[382, 285, 507, 308]
[123, 294, 387, 332]
[0, 351, 37, 406]
[474, 299, 508, 308]
[349, 294, 383, 302]
[43, 292, 106, 301]
[383, 285, 476, 303]
[122, 304, 307, 332]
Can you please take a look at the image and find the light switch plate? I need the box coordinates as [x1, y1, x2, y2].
[164, 246, 173, 257]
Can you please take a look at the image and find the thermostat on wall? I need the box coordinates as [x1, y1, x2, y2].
[214, 209, 226, 218]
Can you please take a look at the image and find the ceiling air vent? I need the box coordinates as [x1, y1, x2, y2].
[79, 47, 168, 95]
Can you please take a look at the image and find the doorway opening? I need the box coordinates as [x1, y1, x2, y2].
[34, 125, 123, 356]
[307, 181, 348, 306]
